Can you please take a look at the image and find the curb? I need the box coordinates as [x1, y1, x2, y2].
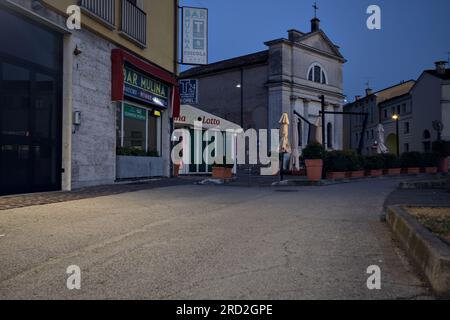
[386, 205, 450, 298]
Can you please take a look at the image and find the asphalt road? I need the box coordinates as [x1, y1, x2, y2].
[0, 179, 433, 299]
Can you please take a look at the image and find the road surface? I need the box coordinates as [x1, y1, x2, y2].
[0, 179, 432, 299]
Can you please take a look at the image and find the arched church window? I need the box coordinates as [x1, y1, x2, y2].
[307, 63, 327, 84]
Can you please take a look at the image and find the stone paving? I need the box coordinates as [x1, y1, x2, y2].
[0, 178, 202, 211]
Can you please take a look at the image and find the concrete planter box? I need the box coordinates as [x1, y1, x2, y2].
[368, 169, 383, 177]
[116, 156, 164, 179]
[326, 172, 346, 180]
[386, 168, 402, 175]
[405, 167, 421, 174]
[424, 167, 438, 174]
[212, 167, 233, 180]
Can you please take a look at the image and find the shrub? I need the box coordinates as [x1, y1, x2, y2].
[345, 151, 364, 171]
[117, 147, 159, 157]
[303, 142, 325, 160]
[324, 151, 348, 172]
[421, 152, 440, 167]
[400, 152, 422, 168]
[364, 155, 385, 170]
[432, 140, 450, 158]
[381, 153, 401, 169]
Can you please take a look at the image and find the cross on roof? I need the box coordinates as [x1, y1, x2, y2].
[313, 2, 319, 18]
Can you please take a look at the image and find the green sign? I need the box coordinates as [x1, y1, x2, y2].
[124, 104, 147, 121]
[123, 66, 169, 108]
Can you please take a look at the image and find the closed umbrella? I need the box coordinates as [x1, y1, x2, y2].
[279, 113, 291, 153]
[279, 113, 291, 180]
[290, 116, 300, 171]
[314, 116, 323, 145]
[377, 124, 389, 154]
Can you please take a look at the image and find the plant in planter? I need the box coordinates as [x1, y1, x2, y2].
[421, 152, 440, 174]
[364, 155, 385, 177]
[432, 140, 450, 173]
[381, 153, 401, 175]
[302, 142, 326, 181]
[212, 156, 234, 180]
[324, 151, 349, 180]
[346, 152, 365, 178]
[400, 151, 422, 174]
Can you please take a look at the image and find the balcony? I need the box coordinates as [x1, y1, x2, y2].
[79, 0, 116, 28]
[120, 0, 147, 47]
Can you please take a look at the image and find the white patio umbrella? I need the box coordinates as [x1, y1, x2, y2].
[279, 113, 291, 153]
[314, 116, 323, 145]
[290, 116, 301, 171]
[377, 123, 389, 154]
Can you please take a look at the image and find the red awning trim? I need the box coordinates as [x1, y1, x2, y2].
[111, 48, 180, 118]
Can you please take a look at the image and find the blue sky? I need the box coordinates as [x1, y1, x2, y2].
[179, 0, 450, 101]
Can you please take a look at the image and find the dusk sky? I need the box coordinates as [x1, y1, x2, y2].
[180, 0, 450, 101]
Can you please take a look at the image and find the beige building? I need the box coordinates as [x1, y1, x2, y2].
[0, 0, 179, 196]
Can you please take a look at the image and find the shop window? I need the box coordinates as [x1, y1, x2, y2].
[117, 103, 161, 156]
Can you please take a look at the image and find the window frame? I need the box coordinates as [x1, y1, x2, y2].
[307, 63, 328, 85]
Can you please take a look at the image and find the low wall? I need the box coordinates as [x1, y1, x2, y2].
[386, 205, 450, 298]
[116, 156, 164, 180]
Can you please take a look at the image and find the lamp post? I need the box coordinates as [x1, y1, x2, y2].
[392, 114, 400, 156]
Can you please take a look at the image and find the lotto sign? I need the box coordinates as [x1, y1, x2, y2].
[182, 7, 208, 65]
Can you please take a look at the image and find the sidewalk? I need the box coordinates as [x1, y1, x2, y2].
[0, 177, 201, 211]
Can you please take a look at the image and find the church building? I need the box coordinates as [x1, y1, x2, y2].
[180, 14, 347, 158]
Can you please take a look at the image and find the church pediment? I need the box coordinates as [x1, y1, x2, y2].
[297, 31, 344, 60]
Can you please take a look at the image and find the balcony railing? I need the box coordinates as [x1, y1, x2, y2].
[80, 0, 115, 28]
[120, 0, 147, 47]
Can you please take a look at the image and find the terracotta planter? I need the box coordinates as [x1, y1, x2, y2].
[386, 168, 402, 175]
[212, 167, 233, 179]
[405, 167, 421, 174]
[368, 169, 383, 177]
[173, 164, 181, 177]
[439, 157, 449, 173]
[305, 159, 323, 181]
[424, 167, 438, 174]
[326, 172, 346, 180]
[351, 171, 365, 178]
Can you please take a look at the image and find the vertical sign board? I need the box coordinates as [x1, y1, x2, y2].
[179, 79, 198, 104]
[182, 7, 208, 65]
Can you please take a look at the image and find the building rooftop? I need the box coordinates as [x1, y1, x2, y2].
[424, 68, 450, 80]
[180, 51, 269, 78]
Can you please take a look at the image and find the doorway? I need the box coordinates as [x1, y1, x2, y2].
[0, 8, 63, 196]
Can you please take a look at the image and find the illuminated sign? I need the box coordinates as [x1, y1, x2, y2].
[124, 66, 169, 108]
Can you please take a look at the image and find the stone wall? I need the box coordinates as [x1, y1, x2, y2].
[71, 29, 117, 188]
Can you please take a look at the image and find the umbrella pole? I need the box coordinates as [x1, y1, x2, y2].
[280, 152, 284, 181]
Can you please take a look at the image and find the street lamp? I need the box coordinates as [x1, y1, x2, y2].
[392, 114, 400, 156]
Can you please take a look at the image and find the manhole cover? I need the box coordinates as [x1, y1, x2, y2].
[274, 189, 299, 193]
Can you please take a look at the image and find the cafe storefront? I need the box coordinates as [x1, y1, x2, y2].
[111, 49, 180, 180]
[174, 104, 240, 175]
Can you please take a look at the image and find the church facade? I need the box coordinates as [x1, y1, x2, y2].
[180, 17, 346, 154]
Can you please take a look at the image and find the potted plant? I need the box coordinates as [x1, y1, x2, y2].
[212, 157, 234, 180]
[400, 152, 422, 174]
[382, 154, 401, 175]
[364, 155, 385, 177]
[303, 142, 325, 181]
[347, 152, 365, 178]
[432, 140, 450, 173]
[324, 151, 348, 180]
[421, 152, 439, 174]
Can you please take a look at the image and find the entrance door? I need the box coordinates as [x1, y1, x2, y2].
[0, 61, 61, 196]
